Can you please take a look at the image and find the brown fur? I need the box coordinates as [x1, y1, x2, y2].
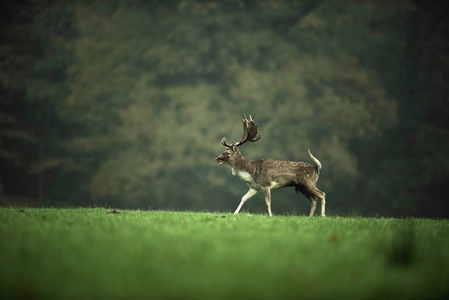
[216, 146, 326, 216]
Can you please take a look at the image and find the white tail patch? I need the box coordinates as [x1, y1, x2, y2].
[307, 149, 322, 170]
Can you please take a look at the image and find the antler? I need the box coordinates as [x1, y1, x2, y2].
[221, 114, 261, 148]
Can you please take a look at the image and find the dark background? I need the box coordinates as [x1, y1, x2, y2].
[1, 0, 448, 217]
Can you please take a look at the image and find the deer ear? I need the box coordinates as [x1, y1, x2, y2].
[232, 145, 237, 152]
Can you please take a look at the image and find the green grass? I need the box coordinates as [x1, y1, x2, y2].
[1, 208, 448, 300]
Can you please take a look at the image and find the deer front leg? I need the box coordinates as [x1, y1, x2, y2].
[263, 188, 273, 217]
[234, 188, 258, 215]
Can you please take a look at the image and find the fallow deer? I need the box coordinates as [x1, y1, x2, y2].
[215, 114, 326, 217]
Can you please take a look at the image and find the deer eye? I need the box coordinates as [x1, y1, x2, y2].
[226, 153, 231, 157]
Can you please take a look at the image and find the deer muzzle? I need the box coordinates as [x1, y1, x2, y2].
[215, 155, 227, 165]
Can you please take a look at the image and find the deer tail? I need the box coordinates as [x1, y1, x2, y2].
[307, 149, 322, 175]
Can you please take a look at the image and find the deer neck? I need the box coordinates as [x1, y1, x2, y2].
[230, 152, 253, 176]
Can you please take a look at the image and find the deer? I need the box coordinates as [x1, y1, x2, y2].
[215, 114, 326, 217]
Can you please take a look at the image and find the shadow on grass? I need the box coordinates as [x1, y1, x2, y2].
[386, 220, 415, 267]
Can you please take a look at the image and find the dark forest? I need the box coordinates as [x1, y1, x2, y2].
[1, 0, 448, 217]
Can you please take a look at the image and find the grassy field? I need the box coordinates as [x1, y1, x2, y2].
[1, 208, 448, 300]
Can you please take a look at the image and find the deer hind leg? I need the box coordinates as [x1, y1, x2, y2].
[263, 188, 273, 217]
[296, 187, 318, 217]
[319, 190, 326, 217]
[234, 187, 258, 215]
[312, 187, 326, 217]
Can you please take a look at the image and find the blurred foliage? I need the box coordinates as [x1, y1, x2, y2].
[0, 0, 448, 217]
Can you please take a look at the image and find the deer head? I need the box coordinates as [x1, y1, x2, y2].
[215, 114, 261, 165]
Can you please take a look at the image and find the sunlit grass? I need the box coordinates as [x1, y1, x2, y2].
[1, 208, 448, 299]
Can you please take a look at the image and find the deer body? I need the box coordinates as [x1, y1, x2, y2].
[216, 115, 326, 217]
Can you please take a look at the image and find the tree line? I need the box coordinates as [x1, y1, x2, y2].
[1, 0, 448, 217]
